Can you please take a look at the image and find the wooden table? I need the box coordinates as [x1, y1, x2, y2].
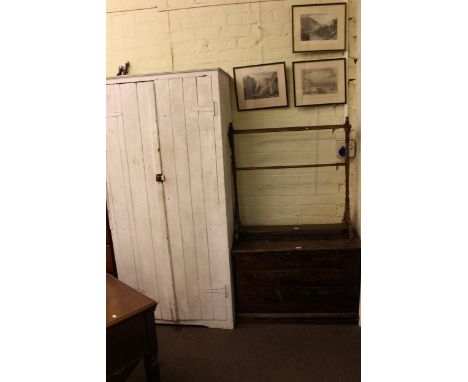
[106, 275, 160, 381]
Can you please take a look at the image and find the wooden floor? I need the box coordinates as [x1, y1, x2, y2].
[127, 323, 361, 382]
[232, 224, 361, 323]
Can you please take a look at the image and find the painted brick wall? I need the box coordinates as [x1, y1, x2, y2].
[107, 0, 361, 232]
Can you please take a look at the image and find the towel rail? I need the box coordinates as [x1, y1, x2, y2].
[228, 118, 354, 239]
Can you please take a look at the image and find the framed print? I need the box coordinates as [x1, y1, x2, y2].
[292, 3, 346, 52]
[233, 62, 288, 111]
[293, 58, 346, 107]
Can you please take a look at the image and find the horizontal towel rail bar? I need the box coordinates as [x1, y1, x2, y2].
[236, 163, 345, 171]
[232, 124, 347, 134]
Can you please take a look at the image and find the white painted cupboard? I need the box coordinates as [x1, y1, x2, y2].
[106, 69, 235, 329]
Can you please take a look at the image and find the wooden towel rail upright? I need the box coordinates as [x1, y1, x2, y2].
[228, 117, 354, 240]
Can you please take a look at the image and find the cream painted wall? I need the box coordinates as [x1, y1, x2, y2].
[107, 0, 360, 233]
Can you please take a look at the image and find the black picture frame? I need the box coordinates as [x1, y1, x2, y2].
[292, 3, 347, 53]
[292, 58, 347, 107]
[233, 62, 289, 111]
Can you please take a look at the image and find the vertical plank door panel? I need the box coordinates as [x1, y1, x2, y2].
[106, 85, 139, 289]
[137, 81, 177, 321]
[182, 77, 214, 320]
[114, 84, 144, 291]
[119, 83, 158, 299]
[197, 76, 227, 321]
[106, 85, 121, 272]
[167, 78, 202, 320]
[154, 79, 191, 320]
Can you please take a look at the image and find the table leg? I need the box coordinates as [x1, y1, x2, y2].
[143, 353, 160, 382]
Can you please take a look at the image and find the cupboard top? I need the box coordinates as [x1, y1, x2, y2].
[107, 67, 231, 84]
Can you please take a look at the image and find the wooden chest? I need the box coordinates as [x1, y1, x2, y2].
[232, 224, 360, 324]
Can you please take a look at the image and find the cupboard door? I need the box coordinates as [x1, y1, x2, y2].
[106, 82, 177, 321]
[155, 76, 228, 322]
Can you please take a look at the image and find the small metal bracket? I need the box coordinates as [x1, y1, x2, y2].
[155, 174, 165, 183]
[192, 102, 216, 115]
[116, 61, 130, 76]
[201, 286, 228, 298]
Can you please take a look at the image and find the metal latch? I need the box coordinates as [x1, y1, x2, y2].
[155, 174, 165, 183]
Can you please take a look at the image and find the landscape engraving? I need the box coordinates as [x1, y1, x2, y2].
[301, 68, 338, 95]
[243, 71, 279, 100]
[300, 12, 338, 41]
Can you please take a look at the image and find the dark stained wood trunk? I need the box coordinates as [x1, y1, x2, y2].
[232, 223, 360, 324]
